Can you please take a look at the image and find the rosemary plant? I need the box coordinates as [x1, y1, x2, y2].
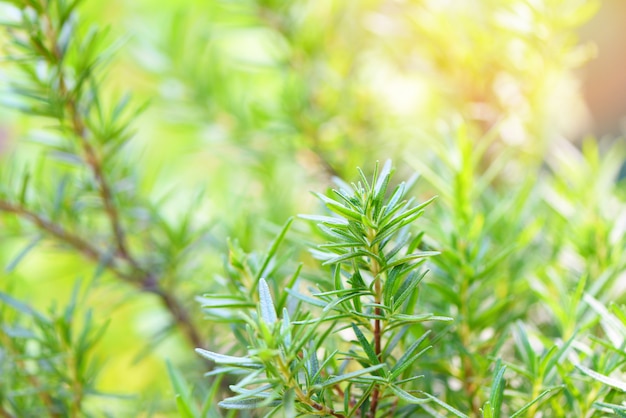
[191, 154, 626, 418]
[3, 1, 626, 417]
[196, 161, 460, 417]
[0, 285, 106, 418]
[0, 0, 204, 348]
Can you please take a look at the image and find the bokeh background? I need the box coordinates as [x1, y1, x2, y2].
[1, 0, 625, 415]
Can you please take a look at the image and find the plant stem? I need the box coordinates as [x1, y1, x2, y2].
[526, 379, 541, 418]
[277, 357, 345, 418]
[367, 231, 382, 418]
[459, 275, 480, 416]
[0, 3, 204, 351]
[0, 199, 203, 348]
[156, 286, 203, 348]
[0, 406, 14, 418]
[45, 2, 135, 271]
[0, 200, 101, 261]
[77, 133, 133, 264]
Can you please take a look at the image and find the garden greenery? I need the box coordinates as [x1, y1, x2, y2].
[1, 0, 626, 417]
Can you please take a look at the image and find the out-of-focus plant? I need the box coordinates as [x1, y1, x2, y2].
[0, 285, 106, 417]
[3, 0, 626, 417]
[143, 0, 600, 191]
[0, 4, 221, 412]
[575, 299, 626, 416]
[0, 0, 207, 351]
[388, 0, 599, 161]
[406, 122, 544, 414]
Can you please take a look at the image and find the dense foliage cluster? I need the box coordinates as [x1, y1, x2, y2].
[1, 0, 625, 417]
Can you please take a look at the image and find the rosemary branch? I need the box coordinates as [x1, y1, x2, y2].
[0, 1, 203, 350]
[0, 198, 203, 347]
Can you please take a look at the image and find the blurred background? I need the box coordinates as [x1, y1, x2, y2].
[0, 0, 624, 415]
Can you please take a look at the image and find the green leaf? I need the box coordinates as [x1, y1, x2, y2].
[576, 365, 626, 391]
[481, 401, 494, 418]
[390, 385, 429, 404]
[584, 294, 626, 346]
[306, 346, 320, 384]
[253, 218, 293, 284]
[390, 331, 431, 379]
[322, 291, 371, 314]
[390, 313, 453, 324]
[286, 289, 326, 307]
[393, 270, 428, 309]
[167, 360, 199, 418]
[513, 322, 537, 376]
[320, 364, 386, 388]
[218, 397, 279, 410]
[201, 375, 224, 418]
[0, 291, 47, 321]
[277, 262, 302, 312]
[594, 402, 626, 416]
[373, 159, 393, 200]
[299, 214, 349, 226]
[317, 223, 361, 243]
[315, 192, 363, 221]
[319, 241, 366, 250]
[18, 170, 30, 205]
[258, 278, 277, 325]
[351, 323, 380, 367]
[421, 393, 469, 418]
[356, 167, 371, 193]
[375, 196, 437, 243]
[196, 295, 255, 309]
[5, 235, 42, 273]
[383, 251, 439, 271]
[283, 388, 296, 417]
[489, 360, 506, 418]
[383, 183, 407, 217]
[195, 349, 261, 368]
[175, 395, 197, 418]
[280, 308, 291, 348]
[509, 386, 563, 417]
[310, 349, 339, 385]
[537, 344, 559, 378]
[228, 384, 274, 400]
[322, 250, 381, 266]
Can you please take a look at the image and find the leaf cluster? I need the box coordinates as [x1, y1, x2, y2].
[0, 285, 107, 418]
[195, 162, 460, 417]
[1, 0, 625, 417]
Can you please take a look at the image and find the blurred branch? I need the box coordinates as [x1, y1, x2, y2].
[0, 1, 203, 351]
[0, 200, 101, 262]
[33, 0, 135, 268]
[0, 199, 203, 348]
[0, 407, 14, 418]
[75, 119, 133, 264]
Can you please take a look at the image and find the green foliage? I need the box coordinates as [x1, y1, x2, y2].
[197, 162, 454, 417]
[0, 0, 206, 352]
[194, 155, 626, 417]
[2, 0, 626, 417]
[0, 285, 107, 417]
